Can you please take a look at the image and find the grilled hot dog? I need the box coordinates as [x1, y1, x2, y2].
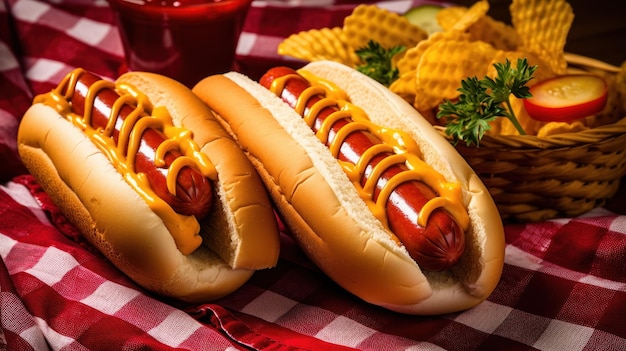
[260, 67, 466, 272]
[192, 60, 505, 315]
[17, 69, 280, 302]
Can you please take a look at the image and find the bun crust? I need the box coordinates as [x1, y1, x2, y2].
[17, 72, 280, 302]
[193, 62, 505, 314]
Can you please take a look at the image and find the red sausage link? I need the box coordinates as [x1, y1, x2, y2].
[67, 71, 214, 219]
[260, 67, 465, 271]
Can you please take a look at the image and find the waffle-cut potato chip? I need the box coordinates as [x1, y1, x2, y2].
[343, 4, 428, 52]
[396, 45, 423, 77]
[436, 2, 517, 51]
[536, 121, 588, 138]
[389, 69, 418, 101]
[414, 39, 498, 111]
[396, 30, 471, 75]
[278, 27, 361, 67]
[469, 16, 519, 51]
[510, 0, 573, 74]
[532, 43, 569, 75]
[436, 6, 467, 31]
[449, 0, 490, 32]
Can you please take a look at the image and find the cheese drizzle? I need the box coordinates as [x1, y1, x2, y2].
[34, 68, 217, 255]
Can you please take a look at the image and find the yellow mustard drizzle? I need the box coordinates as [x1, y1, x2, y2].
[269, 70, 469, 232]
[33, 68, 218, 255]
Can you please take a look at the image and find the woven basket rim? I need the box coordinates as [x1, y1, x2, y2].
[439, 116, 626, 149]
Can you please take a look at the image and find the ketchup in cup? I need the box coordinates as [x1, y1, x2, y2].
[108, 0, 252, 87]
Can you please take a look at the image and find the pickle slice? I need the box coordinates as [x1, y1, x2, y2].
[403, 4, 444, 35]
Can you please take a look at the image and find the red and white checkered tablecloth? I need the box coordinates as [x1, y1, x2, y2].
[1, 0, 625, 350]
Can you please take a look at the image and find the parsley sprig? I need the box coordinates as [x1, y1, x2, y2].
[437, 58, 537, 147]
[355, 40, 405, 87]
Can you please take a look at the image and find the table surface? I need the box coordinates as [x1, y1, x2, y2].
[1, 1, 625, 350]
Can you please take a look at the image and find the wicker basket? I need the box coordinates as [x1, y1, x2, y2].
[438, 54, 626, 222]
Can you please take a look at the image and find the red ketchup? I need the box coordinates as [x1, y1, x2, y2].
[108, 0, 252, 87]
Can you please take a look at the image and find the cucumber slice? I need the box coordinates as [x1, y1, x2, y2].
[403, 4, 444, 35]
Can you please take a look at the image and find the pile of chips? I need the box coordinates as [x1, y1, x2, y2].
[278, 4, 428, 68]
[278, 0, 623, 138]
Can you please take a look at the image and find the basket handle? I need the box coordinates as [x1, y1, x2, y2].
[565, 52, 621, 73]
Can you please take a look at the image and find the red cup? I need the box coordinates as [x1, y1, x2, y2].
[108, 0, 252, 87]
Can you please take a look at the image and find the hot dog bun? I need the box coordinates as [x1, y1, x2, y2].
[17, 70, 280, 302]
[192, 61, 505, 315]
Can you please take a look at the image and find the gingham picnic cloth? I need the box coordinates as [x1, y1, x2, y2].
[1, 0, 625, 350]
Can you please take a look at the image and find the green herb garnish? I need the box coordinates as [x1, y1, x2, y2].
[437, 58, 537, 147]
[355, 40, 405, 87]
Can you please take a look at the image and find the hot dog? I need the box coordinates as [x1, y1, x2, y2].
[259, 66, 466, 272]
[192, 60, 505, 314]
[17, 68, 280, 302]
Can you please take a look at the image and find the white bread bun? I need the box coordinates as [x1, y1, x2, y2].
[17, 70, 280, 302]
[192, 61, 505, 315]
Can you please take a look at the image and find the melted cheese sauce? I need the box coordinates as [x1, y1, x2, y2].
[34, 68, 217, 255]
[269, 70, 469, 232]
